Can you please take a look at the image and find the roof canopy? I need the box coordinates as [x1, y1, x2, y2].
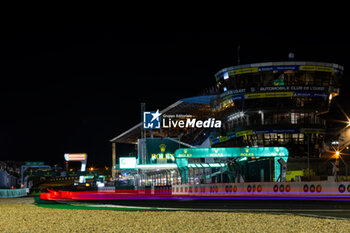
[110, 95, 217, 144]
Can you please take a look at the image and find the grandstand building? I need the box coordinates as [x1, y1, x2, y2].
[212, 61, 343, 157]
[110, 61, 343, 185]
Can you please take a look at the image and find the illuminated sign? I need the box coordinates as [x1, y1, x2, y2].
[162, 118, 221, 128]
[25, 161, 44, 165]
[175, 147, 289, 183]
[139, 138, 180, 164]
[228, 67, 258, 75]
[119, 157, 137, 169]
[143, 110, 161, 129]
[245, 92, 293, 99]
[151, 144, 175, 161]
[175, 147, 289, 158]
[240, 148, 255, 157]
[236, 130, 253, 137]
[221, 86, 329, 98]
[64, 153, 87, 161]
[299, 65, 333, 72]
[143, 110, 221, 129]
[64, 153, 88, 183]
[177, 149, 192, 158]
[217, 64, 342, 81]
[136, 163, 177, 169]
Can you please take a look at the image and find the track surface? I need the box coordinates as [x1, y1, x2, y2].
[76, 199, 350, 219]
[40, 189, 350, 219]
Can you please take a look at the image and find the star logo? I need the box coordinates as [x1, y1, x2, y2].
[151, 110, 161, 123]
[143, 110, 161, 129]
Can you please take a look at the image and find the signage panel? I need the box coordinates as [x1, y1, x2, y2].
[25, 161, 44, 165]
[175, 147, 289, 158]
[64, 153, 87, 161]
[138, 138, 180, 164]
[119, 157, 137, 169]
[217, 64, 341, 81]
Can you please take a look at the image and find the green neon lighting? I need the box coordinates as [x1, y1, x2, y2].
[174, 147, 289, 184]
[186, 163, 229, 168]
[175, 147, 288, 158]
[136, 164, 177, 169]
[209, 163, 221, 167]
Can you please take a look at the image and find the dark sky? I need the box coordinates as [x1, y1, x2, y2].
[1, 23, 349, 167]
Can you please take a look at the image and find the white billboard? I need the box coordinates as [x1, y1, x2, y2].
[119, 157, 136, 169]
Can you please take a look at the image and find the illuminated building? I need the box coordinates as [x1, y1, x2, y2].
[212, 61, 343, 160]
[110, 61, 343, 185]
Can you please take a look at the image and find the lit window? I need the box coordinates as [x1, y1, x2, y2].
[291, 113, 297, 124]
[223, 72, 229, 80]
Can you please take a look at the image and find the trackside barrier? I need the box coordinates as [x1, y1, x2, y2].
[41, 182, 350, 201]
[151, 185, 172, 194]
[98, 186, 116, 191]
[172, 181, 350, 196]
[41, 185, 175, 200]
[0, 189, 27, 198]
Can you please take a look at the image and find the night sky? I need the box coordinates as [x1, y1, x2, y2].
[1, 23, 349, 167]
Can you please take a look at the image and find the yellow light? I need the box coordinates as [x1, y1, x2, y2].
[86, 183, 90, 187]
[335, 151, 340, 158]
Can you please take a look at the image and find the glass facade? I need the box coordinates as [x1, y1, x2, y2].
[211, 62, 343, 158]
[219, 70, 339, 91]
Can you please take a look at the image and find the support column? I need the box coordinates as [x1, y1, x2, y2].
[184, 168, 189, 184]
[166, 171, 169, 186]
[260, 111, 264, 125]
[112, 142, 116, 180]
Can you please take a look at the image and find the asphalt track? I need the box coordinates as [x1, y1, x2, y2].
[76, 199, 350, 219]
[39, 190, 350, 219]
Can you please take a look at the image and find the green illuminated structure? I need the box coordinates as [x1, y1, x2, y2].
[174, 147, 289, 183]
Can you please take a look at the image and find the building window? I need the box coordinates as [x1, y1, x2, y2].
[292, 133, 299, 143]
[285, 134, 292, 143]
[291, 113, 297, 124]
[277, 134, 284, 143]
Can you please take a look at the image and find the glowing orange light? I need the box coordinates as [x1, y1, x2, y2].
[335, 151, 340, 158]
